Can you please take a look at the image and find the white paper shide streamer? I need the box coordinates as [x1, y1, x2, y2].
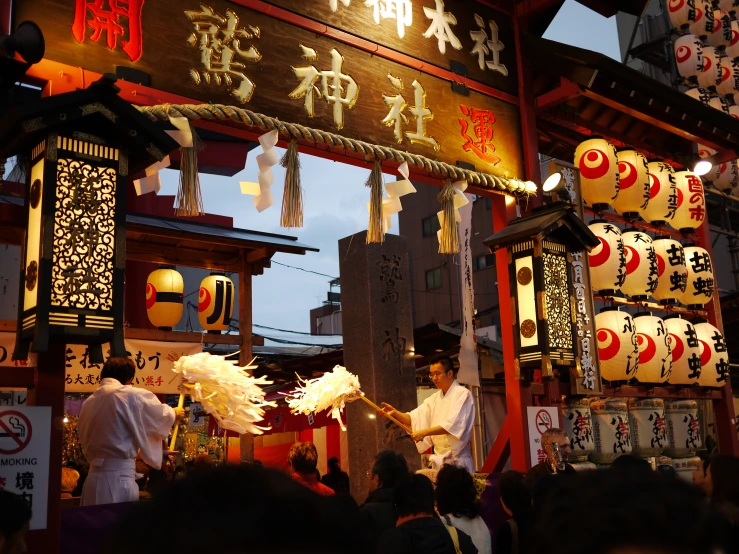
[134, 116, 192, 196]
[241, 130, 280, 212]
[172, 352, 275, 435]
[365, 161, 416, 234]
[285, 365, 361, 431]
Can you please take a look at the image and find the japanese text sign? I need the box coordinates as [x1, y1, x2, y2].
[527, 406, 559, 468]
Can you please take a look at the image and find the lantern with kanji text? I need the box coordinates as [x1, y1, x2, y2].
[696, 47, 722, 90]
[633, 313, 672, 384]
[574, 138, 620, 211]
[651, 238, 687, 304]
[712, 159, 739, 192]
[668, 0, 712, 30]
[706, 9, 732, 47]
[198, 273, 235, 333]
[689, 4, 716, 38]
[643, 162, 678, 225]
[0, 76, 179, 362]
[664, 316, 702, 385]
[614, 149, 650, 217]
[588, 221, 625, 295]
[674, 35, 704, 80]
[680, 246, 714, 307]
[726, 19, 739, 57]
[694, 321, 730, 387]
[621, 230, 659, 301]
[146, 265, 184, 331]
[670, 171, 706, 232]
[595, 307, 640, 382]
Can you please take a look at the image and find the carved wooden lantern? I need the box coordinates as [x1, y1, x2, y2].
[0, 76, 179, 362]
[484, 203, 601, 394]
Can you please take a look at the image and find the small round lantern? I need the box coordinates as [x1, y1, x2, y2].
[627, 398, 666, 458]
[595, 307, 640, 382]
[146, 265, 184, 331]
[712, 160, 739, 192]
[574, 137, 620, 211]
[706, 9, 732, 47]
[560, 397, 595, 462]
[680, 246, 714, 307]
[633, 313, 672, 384]
[614, 149, 650, 217]
[674, 35, 704, 79]
[669, 171, 706, 232]
[688, 3, 715, 37]
[590, 398, 632, 464]
[694, 321, 730, 387]
[198, 272, 235, 333]
[725, 19, 739, 58]
[668, 0, 710, 29]
[643, 161, 678, 225]
[621, 230, 658, 300]
[696, 47, 722, 90]
[651, 237, 687, 304]
[716, 61, 737, 98]
[665, 400, 702, 458]
[588, 221, 626, 294]
[664, 315, 702, 385]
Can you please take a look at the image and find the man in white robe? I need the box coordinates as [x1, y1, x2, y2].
[382, 357, 476, 473]
[78, 357, 184, 505]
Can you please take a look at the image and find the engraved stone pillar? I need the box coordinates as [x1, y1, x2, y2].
[339, 232, 420, 500]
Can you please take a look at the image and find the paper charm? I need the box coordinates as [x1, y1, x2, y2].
[165, 116, 193, 148]
[240, 130, 280, 213]
[436, 180, 468, 243]
[134, 156, 170, 196]
[366, 161, 417, 233]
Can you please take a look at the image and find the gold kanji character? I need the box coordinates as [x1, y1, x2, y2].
[381, 74, 438, 151]
[470, 13, 508, 76]
[365, 0, 413, 38]
[423, 0, 462, 55]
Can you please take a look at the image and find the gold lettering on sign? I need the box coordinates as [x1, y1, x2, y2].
[330, 0, 351, 11]
[423, 0, 462, 55]
[365, 0, 413, 38]
[185, 4, 262, 103]
[289, 46, 359, 130]
[470, 14, 508, 76]
[381, 75, 439, 151]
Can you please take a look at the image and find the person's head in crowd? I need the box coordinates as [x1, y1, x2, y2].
[100, 357, 135, 385]
[436, 464, 479, 519]
[498, 470, 532, 520]
[656, 464, 677, 479]
[706, 453, 739, 505]
[172, 465, 186, 479]
[533, 467, 720, 554]
[540, 427, 571, 466]
[428, 356, 456, 393]
[327, 457, 341, 474]
[193, 454, 214, 472]
[369, 450, 409, 492]
[693, 456, 710, 492]
[393, 473, 436, 524]
[101, 465, 362, 554]
[289, 442, 319, 476]
[0, 490, 31, 554]
[610, 454, 652, 473]
[61, 467, 80, 495]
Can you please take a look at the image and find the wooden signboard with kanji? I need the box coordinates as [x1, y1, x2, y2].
[14, 0, 524, 180]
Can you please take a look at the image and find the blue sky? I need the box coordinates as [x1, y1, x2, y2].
[156, 0, 622, 340]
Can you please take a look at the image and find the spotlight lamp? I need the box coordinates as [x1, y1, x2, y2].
[542, 172, 572, 202]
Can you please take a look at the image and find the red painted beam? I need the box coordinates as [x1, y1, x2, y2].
[536, 78, 582, 112]
[481, 415, 511, 473]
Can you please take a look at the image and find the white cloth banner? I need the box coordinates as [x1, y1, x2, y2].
[0, 333, 34, 368]
[456, 193, 479, 387]
[64, 339, 201, 394]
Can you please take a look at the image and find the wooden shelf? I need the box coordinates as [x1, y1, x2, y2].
[593, 295, 709, 318]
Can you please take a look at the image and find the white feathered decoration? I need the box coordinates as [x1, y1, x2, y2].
[172, 352, 276, 435]
[285, 365, 361, 431]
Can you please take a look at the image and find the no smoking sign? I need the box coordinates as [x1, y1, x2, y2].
[0, 410, 32, 455]
[535, 409, 553, 435]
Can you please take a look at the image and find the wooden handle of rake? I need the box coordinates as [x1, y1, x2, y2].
[169, 392, 186, 452]
[358, 394, 412, 434]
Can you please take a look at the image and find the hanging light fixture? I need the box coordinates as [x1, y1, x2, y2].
[680, 245, 714, 307]
[633, 313, 672, 384]
[692, 159, 713, 176]
[669, 171, 706, 233]
[595, 307, 640, 381]
[574, 137, 620, 212]
[674, 35, 705, 80]
[621, 229, 659, 301]
[613, 149, 650, 218]
[198, 272, 235, 333]
[694, 321, 730, 387]
[664, 315, 702, 385]
[146, 265, 184, 331]
[588, 220, 626, 295]
[651, 237, 688, 305]
[642, 161, 678, 226]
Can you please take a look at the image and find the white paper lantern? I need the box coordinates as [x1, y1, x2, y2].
[614, 150, 650, 217]
[725, 20, 739, 58]
[715, 58, 737, 98]
[621, 230, 658, 300]
[689, 3, 715, 37]
[633, 313, 672, 384]
[713, 160, 739, 192]
[675, 35, 705, 79]
[706, 9, 732, 47]
[664, 316, 702, 385]
[665, 400, 702, 457]
[670, 171, 706, 232]
[643, 161, 678, 225]
[574, 138, 620, 210]
[709, 94, 732, 113]
[628, 398, 667, 457]
[684, 86, 712, 106]
[588, 221, 626, 294]
[590, 398, 632, 463]
[697, 47, 722, 89]
[668, 0, 711, 29]
[717, 0, 739, 16]
[681, 246, 714, 307]
[695, 321, 730, 387]
[595, 308, 640, 382]
[560, 398, 595, 462]
[652, 237, 687, 304]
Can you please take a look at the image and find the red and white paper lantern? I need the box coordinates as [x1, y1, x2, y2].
[643, 161, 678, 225]
[668, 0, 711, 30]
[689, 3, 716, 37]
[595, 308, 640, 382]
[614, 149, 650, 217]
[588, 221, 626, 294]
[697, 47, 722, 90]
[716, 58, 737, 98]
[706, 9, 732, 47]
[574, 138, 620, 210]
[717, 0, 739, 16]
[670, 171, 706, 232]
[621, 230, 658, 300]
[664, 316, 702, 385]
[633, 313, 673, 384]
[725, 19, 739, 58]
[694, 321, 730, 387]
[652, 237, 687, 304]
[674, 35, 705, 79]
[712, 159, 739, 192]
[680, 246, 714, 307]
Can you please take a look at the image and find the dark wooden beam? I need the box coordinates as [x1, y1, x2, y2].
[535, 78, 582, 112]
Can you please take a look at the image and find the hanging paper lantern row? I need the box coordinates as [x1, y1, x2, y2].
[697, 47, 722, 90]
[574, 138, 620, 211]
[694, 322, 730, 387]
[588, 221, 626, 294]
[633, 313, 673, 384]
[652, 238, 688, 305]
[198, 273, 235, 333]
[595, 308, 640, 382]
[668, 0, 711, 31]
[670, 171, 705, 232]
[614, 149, 651, 217]
[621, 230, 658, 300]
[643, 162, 677, 226]
[726, 19, 739, 58]
[706, 9, 732, 47]
[146, 266, 184, 330]
[680, 246, 714, 306]
[664, 316, 702, 385]
[675, 35, 705, 79]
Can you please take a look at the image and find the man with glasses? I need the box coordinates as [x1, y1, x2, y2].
[381, 356, 475, 472]
[526, 427, 575, 487]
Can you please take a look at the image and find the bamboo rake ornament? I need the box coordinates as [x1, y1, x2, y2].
[280, 140, 304, 228]
[437, 180, 459, 254]
[366, 161, 384, 244]
[168, 392, 186, 452]
[175, 121, 204, 217]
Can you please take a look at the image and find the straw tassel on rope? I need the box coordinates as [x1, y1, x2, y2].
[437, 180, 459, 254]
[280, 140, 304, 228]
[366, 161, 384, 244]
[175, 120, 204, 217]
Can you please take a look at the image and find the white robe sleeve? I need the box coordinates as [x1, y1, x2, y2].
[409, 397, 435, 454]
[128, 390, 175, 469]
[439, 387, 475, 458]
